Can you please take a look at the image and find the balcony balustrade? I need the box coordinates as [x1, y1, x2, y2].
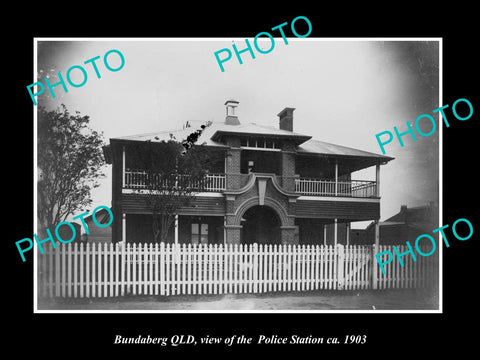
[123, 170, 377, 198]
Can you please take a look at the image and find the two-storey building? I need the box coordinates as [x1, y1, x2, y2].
[104, 100, 393, 246]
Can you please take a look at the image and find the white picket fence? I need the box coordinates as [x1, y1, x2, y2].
[374, 244, 438, 289]
[37, 242, 438, 298]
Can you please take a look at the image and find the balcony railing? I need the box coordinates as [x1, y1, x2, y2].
[124, 171, 226, 192]
[124, 171, 377, 198]
[294, 178, 377, 198]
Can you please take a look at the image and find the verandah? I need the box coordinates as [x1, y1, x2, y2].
[37, 242, 438, 299]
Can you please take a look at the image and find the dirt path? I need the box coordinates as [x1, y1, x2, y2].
[38, 288, 439, 311]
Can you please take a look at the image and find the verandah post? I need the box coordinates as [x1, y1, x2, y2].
[372, 220, 380, 290]
[376, 164, 381, 197]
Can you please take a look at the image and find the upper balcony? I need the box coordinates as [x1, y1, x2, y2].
[124, 170, 227, 192]
[123, 170, 378, 198]
[293, 177, 377, 198]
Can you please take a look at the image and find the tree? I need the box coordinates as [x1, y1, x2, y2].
[37, 104, 105, 230]
[130, 122, 213, 243]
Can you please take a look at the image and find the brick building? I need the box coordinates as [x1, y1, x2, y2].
[104, 100, 393, 245]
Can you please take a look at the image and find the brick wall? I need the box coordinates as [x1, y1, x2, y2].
[226, 148, 242, 189]
[225, 226, 241, 244]
[280, 140, 296, 192]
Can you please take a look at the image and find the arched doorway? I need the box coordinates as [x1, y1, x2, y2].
[241, 205, 281, 245]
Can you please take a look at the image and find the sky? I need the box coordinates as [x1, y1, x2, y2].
[35, 38, 440, 228]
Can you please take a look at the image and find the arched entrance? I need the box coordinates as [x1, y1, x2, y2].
[241, 205, 281, 245]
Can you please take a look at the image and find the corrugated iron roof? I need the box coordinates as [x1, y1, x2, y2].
[298, 139, 393, 160]
[212, 122, 310, 138]
[111, 121, 392, 161]
[113, 122, 226, 147]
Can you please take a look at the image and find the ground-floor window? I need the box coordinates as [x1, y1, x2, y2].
[191, 223, 209, 244]
[125, 214, 223, 244]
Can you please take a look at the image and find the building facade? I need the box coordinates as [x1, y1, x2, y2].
[105, 100, 393, 246]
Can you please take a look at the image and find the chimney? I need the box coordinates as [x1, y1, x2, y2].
[278, 107, 295, 131]
[400, 205, 408, 212]
[225, 99, 240, 125]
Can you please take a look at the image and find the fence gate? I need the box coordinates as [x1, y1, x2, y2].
[338, 245, 372, 290]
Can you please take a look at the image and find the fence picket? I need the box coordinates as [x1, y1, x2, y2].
[271, 244, 276, 292]
[73, 243, 78, 298]
[366, 246, 370, 289]
[303, 245, 309, 290]
[109, 243, 113, 297]
[85, 243, 90, 298]
[159, 242, 165, 295]
[202, 244, 207, 295]
[213, 244, 218, 295]
[39, 242, 439, 299]
[287, 244, 292, 292]
[283, 245, 287, 292]
[325, 245, 329, 290]
[228, 244, 233, 294]
[66, 243, 71, 298]
[98, 242, 103, 297]
[115, 243, 119, 296]
[126, 243, 131, 295]
[175, 243, 180, 295]
[152, 243, 157, 295]
[60, 242, 65, 297]
[185, 244, 190, 295]
[360, 246, 364, 289]
[143, 242, 147, 294]
[291, 245, 296, 291]
[132, 243, 137, 295]
[148, 243, 153, 295]
[354, 246, 359, 289]
[101, 242, 106, 296]
[351, 245, 355, 290]
[193, 244, 198, 295]
[238, 245, 243, 294]
[313, 245, 318, 290]
[220, 243, 224, 294]
[79, 243, 84, 298]
[45, 246, 51, 298]
[360, 247, 365, 289]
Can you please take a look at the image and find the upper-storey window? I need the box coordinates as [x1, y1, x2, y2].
[240, 136, 278, 149]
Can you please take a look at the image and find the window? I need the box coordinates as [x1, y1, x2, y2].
[191, 223, 209, 244]
[240, 136, 277, 149]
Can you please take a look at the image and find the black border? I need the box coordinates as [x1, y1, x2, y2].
[7, 6, 478, 356]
